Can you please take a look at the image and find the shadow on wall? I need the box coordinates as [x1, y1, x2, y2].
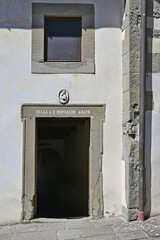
[0, 0, 124, 30]
[144, 0, 153, 219]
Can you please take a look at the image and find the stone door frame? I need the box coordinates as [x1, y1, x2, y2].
[21, 104, 105, 220]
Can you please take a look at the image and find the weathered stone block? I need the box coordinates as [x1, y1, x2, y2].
[122, 206, 138, 221]
[122, 16, 130, 32]
[147, 53, 160, 73]
[154, 18, 160, 30]
[130, 89, 140, 107]
[130, 52, 141, 73]
[123, 73, 130, 93]
[148, 37, 160, 54]
[123, 91, 130, 112]
[123, 91, 139, 114]
[129, 143, 139, 162]
[124, 26, 130, 38]
[125, 160, 139, 209]
[130, 0, 141, 15]
[130, 12, 141, 27]
[148, 29, 160, 39]
[130, 26, 141, 52]
[122, 37, 129, 56]
[122, 132, 139, 159]
[122, 135, 132, 161]
[130, 73, 140, 92]
[122, 111, 132, 123]
[154, 1, 160, 18]
[123, 53, 130, 75]
[122, 0, 141, 222]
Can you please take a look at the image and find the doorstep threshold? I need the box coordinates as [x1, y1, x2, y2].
[23, 216, 93, 224]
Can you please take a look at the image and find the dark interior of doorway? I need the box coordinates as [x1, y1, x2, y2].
[35, 118, 90, 218]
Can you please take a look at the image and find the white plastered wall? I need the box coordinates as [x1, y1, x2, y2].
[146, 72, 160, 216]
[0, 0, 122, 223]
[145, 16, 160, 217]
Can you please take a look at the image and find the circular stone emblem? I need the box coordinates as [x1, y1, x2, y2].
[58, 89, 69, 104]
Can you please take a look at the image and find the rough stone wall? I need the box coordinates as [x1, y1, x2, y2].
[122, 0, 141, 221]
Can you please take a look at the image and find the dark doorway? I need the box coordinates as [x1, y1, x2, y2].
[35, 118, 90, 218]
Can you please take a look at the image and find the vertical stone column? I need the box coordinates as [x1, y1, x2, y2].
[122, 0, 141, 221]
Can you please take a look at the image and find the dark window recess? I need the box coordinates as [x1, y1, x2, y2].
[44, 17, 81, 62]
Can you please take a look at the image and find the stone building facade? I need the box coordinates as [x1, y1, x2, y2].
[122, 0, 160, 220]
[0, 0, 160, 224]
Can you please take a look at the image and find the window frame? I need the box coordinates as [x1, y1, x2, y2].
[32, 3, 95, 74]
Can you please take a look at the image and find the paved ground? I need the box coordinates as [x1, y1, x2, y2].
[1, 215, 160, 240]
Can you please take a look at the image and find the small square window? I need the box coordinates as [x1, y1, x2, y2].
[44, 17, 81, 62]
[32, 3, 95, 74]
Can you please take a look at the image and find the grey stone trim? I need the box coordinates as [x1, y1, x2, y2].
[21, 104, 105, 220]
[152, 29, 160, 38]
[122, 16, 130, 32]
[122, 37, 129, 56]
[122, 53, 130, 75]
[122, 74, 129, 93]
[146, 1, 160, 79]
[125, 160, 139, 208]
[122, 205, 138, 221]
[130, 73, 140, 92]
[130, 0, 141, 14]
[32, 60, 95, 74]
[153, 0, 160, 18]
[130, 52, 140, 73]
[123, 26, 130, 38]
[32, 3, 95, 74]
[147, 53, 160, 73]
[147, 29, 160, 38]
[147, 0, 160, 18]
[23, 117, 36, 220]
[122, 0, 141, 221]
[122, 0, 159, 221]
[130, 26, 141, 52]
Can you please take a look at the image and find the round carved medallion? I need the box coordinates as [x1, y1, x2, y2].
[58, 89, 69, 104]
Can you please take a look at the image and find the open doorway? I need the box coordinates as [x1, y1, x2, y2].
[22, 104, 105, 219]
[35, 118, 90, 218]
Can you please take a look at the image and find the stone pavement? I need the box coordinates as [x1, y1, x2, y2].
[1, 215, 160, 240]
